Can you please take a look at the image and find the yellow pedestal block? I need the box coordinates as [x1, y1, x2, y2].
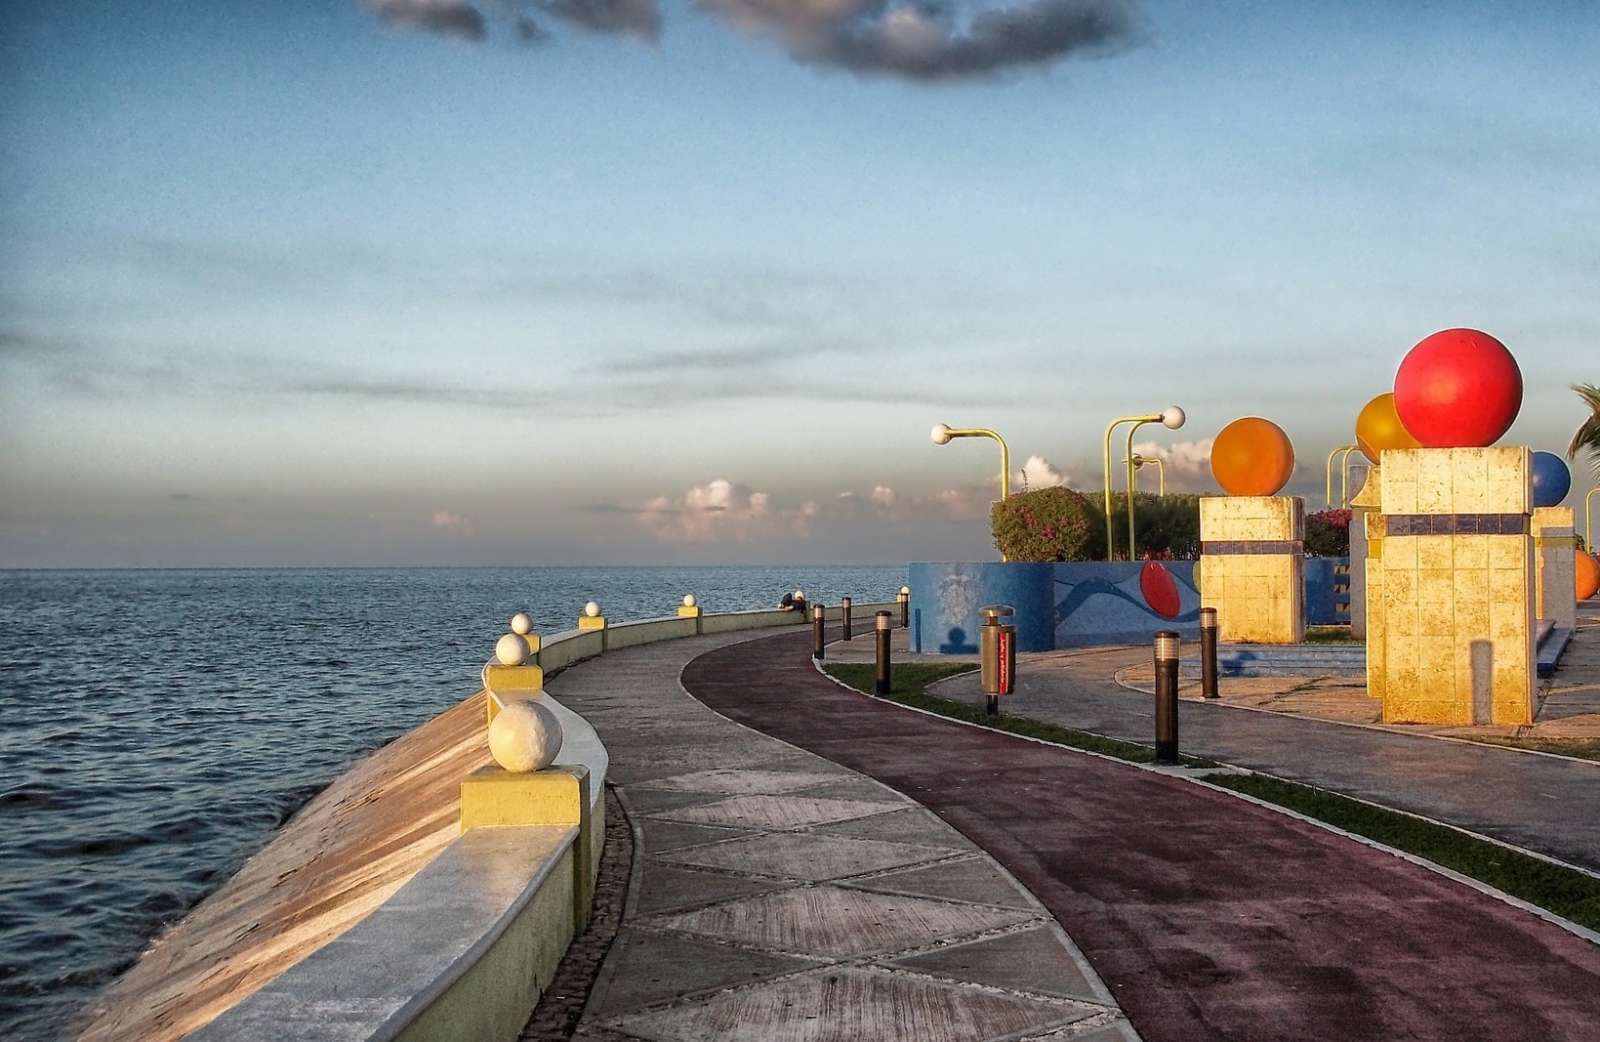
[676, 605, 702, 618]
[483, 664, 545, 725]
[1198, 496, 1306, 644]
[1373, 447, 1534, 727]
[519, 633, 542, 654]
[459, 764, 598, 927]
[577, 616, 607, 631]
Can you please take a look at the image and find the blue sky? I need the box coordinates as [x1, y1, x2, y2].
[1, 0, 1596, 566]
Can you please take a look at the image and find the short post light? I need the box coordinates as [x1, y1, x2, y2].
[898, 585, 911, 629]
[812, 604, 826, 660]
[874, 610, 893, 694]
[1127, 454, 1166, 497]
[931, 423, 1011, 502]
[1103, 407, 1185, 561]
[1199, 607, 1219, 700]
[678, 593, 703, 634]
[1153, 630, 1181, 764]
[841, 596, 853, 642]
[979, 605, 1016, 717]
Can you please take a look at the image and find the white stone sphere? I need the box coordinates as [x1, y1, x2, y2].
[494, 632, 528, 666]
[584, 600, 601, 618]
[510, 612, 533, 635]
[682, 593, 696, 607]
[488, 700, 563, 773]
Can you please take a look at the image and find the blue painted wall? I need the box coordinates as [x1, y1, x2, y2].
[908, 562, 1056, 653]
[1052, 561, 1200, 645]
[1304, 557, 1351, 625]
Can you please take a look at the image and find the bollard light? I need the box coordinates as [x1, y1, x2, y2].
[898, 586, 911, 629]
[812, 604, 826, 660]
[1153, 630, 1181, 764]
[1103, 406, 1185, 561]
[841, 596, 853, 642]
[874, 610, 893, 695]
[979, 605, 1016, 717]
[1199, 607, 1219, 700]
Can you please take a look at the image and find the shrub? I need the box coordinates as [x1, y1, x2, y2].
[1306, 508, 1352, 557]
[990, 487, 1095, 562]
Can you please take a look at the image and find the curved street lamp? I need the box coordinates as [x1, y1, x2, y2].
[1587, 486, 1599, 550]
[1102, 407, 1185, 561]
[931, 424, 1011, 502]
[1128, 454, 1166, 497]
[1325, 444, 1359, 509]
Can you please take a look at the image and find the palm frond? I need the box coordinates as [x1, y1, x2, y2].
[1569, 383, 1600, 479]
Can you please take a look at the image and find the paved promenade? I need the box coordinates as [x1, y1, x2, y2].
[683, 628, 1600, 1042]
[544, 631, 1137, 1042]
[923, 608, 1600, 874]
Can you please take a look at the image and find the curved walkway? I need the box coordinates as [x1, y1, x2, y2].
[682, 628, 1600, 1042]
[545, 631, 1137, 1042]
[929, 636, 1600, 873]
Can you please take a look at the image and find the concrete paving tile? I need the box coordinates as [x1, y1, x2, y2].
[785, 777, 904, 801]
[646, 768, 847, 795]
[623, 787, 737, 815]
[808, 806, 976, 849]
[610, 966, 1098, 1042]
[634, 863, 792, 915]
[842, 856, 1038, 910]
[888, 927, 1105, 1002]
[656, 831, 954, 883]
[650, 794, 903, 830]
[639, 821, 755, 855]
[655, 885, 1037, 958]
[584, 929, 818, 1017]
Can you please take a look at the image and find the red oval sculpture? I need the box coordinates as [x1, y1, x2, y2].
[1393, 328, 1521, 448]
[1140, 560, 1182, 619]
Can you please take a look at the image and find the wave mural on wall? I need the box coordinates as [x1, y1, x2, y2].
[1053, 561, 1202, 646]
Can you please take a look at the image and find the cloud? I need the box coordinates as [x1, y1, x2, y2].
[431, 509, 473, 532]
[703, 0, 1137, 81]
[1013, 454, 1066, 491]
[1133, 438, 1214, 484]
[636, 478, 811, 541]
[356, 0, 1138, 82]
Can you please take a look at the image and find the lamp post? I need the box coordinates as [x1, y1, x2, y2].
[1102, 407, 1185, 561]
[1325, 444, 1358, 509]
[1127, 454, 1166, 497]
[1587, 487, 1599, 550]
[931, 424, 1011, 501]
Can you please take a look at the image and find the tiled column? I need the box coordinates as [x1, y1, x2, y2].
[1374, 447, 1534, 726]
[1198, 496, 1306, 644]
[1532, 506, 1578, 631]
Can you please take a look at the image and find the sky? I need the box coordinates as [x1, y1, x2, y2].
[1, 0, 1596, 567]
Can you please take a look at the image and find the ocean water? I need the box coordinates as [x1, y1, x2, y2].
[0, 565, 904, 1041]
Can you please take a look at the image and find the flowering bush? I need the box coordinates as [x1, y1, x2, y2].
[1306, 508, 1352, 557]
[990, 487, 1095, 562]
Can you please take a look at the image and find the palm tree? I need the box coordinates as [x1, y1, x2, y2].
[1570, 383, 1600, 479]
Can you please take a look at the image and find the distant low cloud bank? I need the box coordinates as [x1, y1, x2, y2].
[359, 0, 1138, 81]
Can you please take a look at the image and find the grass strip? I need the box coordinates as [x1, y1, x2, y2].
[823, 662, 1203, 766]
[828, 661, 1600, 932]
[1204, 773, 1600, 932]
[1455, 735, 1600, 765]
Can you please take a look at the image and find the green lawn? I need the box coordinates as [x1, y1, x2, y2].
[1304, 625, 1362, 645]
[1455, 736, 1600, 764]
[825, 660, 1600, 933]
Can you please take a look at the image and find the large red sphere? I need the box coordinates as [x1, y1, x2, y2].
[1392, 329, 1521, 447]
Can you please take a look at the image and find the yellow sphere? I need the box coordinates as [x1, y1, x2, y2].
[1578, 551, 1600, 602]
[1211, 417, 1295, 497]
[1355, 392, 1420, 465]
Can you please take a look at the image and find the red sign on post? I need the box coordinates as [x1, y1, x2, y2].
[998, 628, 1012, 695]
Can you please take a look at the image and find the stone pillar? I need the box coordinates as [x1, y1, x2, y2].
[1198, 496, 1306, 644]
[1533, 506, 1578, 631]
[1373, 447, 1534, 726]
[1348, 462, 1372, 639]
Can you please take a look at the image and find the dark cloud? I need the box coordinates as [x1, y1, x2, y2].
[356, 0, 1138, 81]
[365, 0, 488, 41]
[704, 0, 1136, 81]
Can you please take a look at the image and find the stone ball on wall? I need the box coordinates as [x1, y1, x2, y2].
[488, 699, 564, 773]
[1393, 328, 1521, 448]
[510, 612, 533, 635]
[683, 593, 696, 607]
[494, 632, 528, 666]
[1210, 416, 1295, 497]
[584, 601, 601, 618]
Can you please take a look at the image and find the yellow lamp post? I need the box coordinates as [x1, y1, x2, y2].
[1587, 486, 1599, 549]
[1102, 407, 1185, 561]
[1128, 454, 1166, 497]
[931, 424, 1011, 501]
[1325, 444, 1358, 508]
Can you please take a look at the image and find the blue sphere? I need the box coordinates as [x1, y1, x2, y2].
[1531, 450, 1572, 508]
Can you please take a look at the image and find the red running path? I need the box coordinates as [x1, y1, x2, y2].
[680, 629, 1600, 1042]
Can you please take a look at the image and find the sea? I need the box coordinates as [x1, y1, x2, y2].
[0, 565, 905, 1040]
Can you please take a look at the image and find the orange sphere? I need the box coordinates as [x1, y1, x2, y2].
[1355, 392, 1420, 464]
[1211, 417, 1295, 497]
[1578, 551, 1600, 602]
